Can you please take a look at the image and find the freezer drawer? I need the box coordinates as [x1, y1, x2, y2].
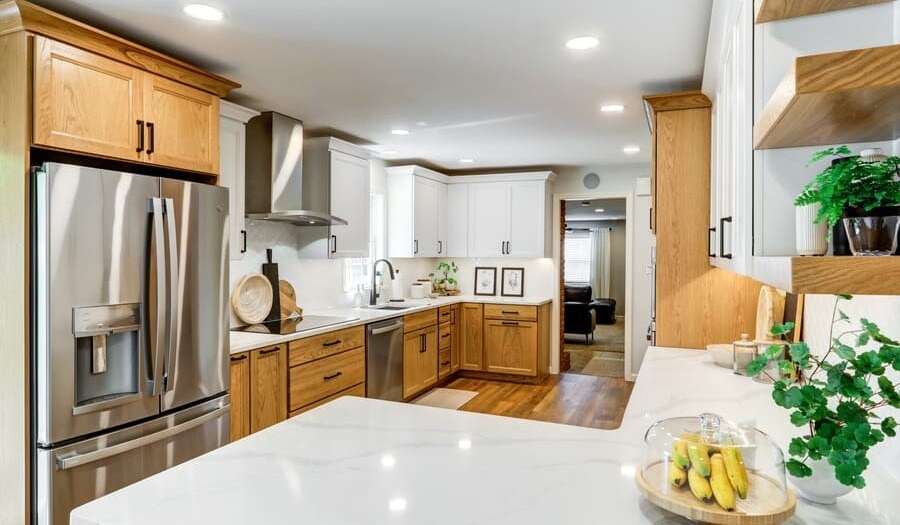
[35, 395, 229, 525]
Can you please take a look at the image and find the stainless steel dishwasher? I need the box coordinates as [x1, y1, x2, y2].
[366, 318, 404, 401]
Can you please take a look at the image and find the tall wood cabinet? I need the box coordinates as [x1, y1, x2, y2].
[643, 91, 762, 349]
[459, 303, 484, 370]
[229, 344, 287, 441]
[403, 324, 438, 399]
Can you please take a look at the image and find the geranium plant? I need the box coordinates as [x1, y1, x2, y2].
[795, 146, 900, 230]
[749, 295, 900, 488]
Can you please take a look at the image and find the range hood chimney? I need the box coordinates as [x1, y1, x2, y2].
[244, 111, 347, 226]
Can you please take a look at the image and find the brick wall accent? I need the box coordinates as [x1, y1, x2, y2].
[559, 199, 570, 372]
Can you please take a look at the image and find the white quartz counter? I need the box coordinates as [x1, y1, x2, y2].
[229, 295, 553, 354]
[70, 347, 899, 525]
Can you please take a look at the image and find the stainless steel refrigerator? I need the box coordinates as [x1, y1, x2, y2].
[32, 163, 231, 525]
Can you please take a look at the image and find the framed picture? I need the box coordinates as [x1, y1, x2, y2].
[501, 267, 524, 297]
[474, 267, 497, 296]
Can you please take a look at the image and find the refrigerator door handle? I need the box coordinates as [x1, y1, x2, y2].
[55, 405, 229, 470]
[162, 198, 179, 392]
[150, 198, 167, 397]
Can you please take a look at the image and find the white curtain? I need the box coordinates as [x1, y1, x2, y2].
[590, 228, 611, 298]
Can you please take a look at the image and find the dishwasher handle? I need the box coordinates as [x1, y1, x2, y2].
[369, 321, 404, 336]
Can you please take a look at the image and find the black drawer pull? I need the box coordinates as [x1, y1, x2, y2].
[501, 310, 518, 314]
[230, 354, 247, 362]
[441, 361, 450, 366]
[322, 339, 342, 347]
[323, 371, 343, 381]
[502, 321, 519, 326]
[259, 347, 280, 355]
[441, 333, 450, 338]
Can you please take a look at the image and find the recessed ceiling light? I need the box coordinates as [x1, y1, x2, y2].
[391, 129, 410, 136]
[382, 150, 399, 155]
[565, 36, 599, 50]
[623, 145, 641, 154]
[459, 158, 474, 164]
[600, 104, 625, 113]
[594, 208, 605, 213]
[416, 121, 428, 126]
[183, 4, 224, 21]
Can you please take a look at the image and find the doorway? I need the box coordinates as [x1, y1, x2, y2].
[560, 198, 628, 378]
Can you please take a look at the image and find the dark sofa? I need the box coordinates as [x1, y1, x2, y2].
[563, 285, 617, 344]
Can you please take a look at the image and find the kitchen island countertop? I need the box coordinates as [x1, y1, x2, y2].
[70, 347, 899, 525]
[229, 295, 553, 354]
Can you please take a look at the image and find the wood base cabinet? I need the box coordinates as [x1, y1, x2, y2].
[229, 344, 287, 441]
[459, 303, 484, 370]
[484, 320, 538, 376]
[458, 302, 550, 380]
[403, 325, 438, 399]
[288, 326, 366, 415]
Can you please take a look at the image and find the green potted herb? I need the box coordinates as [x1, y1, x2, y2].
[795, 146, 900, 256]
[749, 295, 899, 504]
[429, 261, 459, 295]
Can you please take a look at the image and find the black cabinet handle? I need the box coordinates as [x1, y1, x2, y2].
[136, 120, 145, 153]
[322, 339, 342, 347]
[419, 333, 427, 353]
[259, 347, 280, 355]
[230, 354, 248, 362]
[241, 230, 247, 254]
[146, 122, 155, 155]
[414, 240, 418, 255]
[441, 360, 450, 366]
[708, 227, 716, 258]
[502, 321, 519, 326]
[438, 240, 443, 254]
[441, 333, 450, 339]
[330, 235, 337, 254]
[323, 371, 343, 381]
[501, 310, 518, 314]
[719, 216, 733, 259]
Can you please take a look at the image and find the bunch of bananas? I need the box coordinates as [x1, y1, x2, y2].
[668, 433, 748, 511]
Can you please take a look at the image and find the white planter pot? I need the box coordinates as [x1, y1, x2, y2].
[795, 203, 827, 256]
[788, 459, 853, 504]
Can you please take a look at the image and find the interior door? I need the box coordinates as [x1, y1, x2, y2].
[507, 181, 546, 257]
[160, 180, 229, 412]
[33, 37, 144, 162]
[329, 150, 370, 258]
[468, 182, 508, 257]
[35, 164, 160, 446]
[144, 74, 219, 173]
[413, 177, 440, 257]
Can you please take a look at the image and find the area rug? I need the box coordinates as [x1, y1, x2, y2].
[412, 388, 478, 410]
[580, 355, 625, 378]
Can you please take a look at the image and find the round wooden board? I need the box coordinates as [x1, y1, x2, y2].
[279, 279, 302, 319]
[231, 273, 273, 325]
[636, 461, 796, 525]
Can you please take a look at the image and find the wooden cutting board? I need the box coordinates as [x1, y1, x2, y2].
[279, 280, 303, 319]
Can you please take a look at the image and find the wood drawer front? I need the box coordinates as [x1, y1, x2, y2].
[404, 309, 437, 332]
[289, 383, 365, 417]
[289, 325, 365, 366]
[484, 304, 537, 321]
[289, 347, 365, 411]
[438, 305, 454, 324]
[438, 348, 452, 378]
[439, 323, 452, 349]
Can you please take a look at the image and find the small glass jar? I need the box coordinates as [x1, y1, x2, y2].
[753, 340, 787, 384]
[732, 333, 756, 376]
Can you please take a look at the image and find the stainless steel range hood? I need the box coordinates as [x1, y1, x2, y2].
[244, 111, 347, 226]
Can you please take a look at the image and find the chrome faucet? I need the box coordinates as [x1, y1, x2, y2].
[370, 259, 396, 306]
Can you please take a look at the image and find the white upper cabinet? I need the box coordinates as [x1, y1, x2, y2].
[467, 182, 509, 258]
[465, 175, 553, 258]
[446, 184, 469, 257]
[298, 137, 370, 258]
[507, 181, 549, 258]
[386, 166, 448, 258]
[219, 101, 259, 261]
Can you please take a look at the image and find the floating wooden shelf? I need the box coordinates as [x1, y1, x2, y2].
[753, 256, 900, 294]
[753, 44, 900, 149]
[755, 0, 894, 24]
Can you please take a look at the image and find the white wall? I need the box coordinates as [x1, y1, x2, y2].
[554, 163, 649, 195]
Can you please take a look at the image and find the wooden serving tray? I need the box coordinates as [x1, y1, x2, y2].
[636, 461, 796, 525]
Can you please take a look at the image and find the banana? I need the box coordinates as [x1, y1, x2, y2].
[672, 439, 691, 469]
[710, 453, 736, 511]
[687, 441, 711, 477]
[721, 447, 749, 499]
[668, 461, 688, 488]
[687, 467, 713, 501]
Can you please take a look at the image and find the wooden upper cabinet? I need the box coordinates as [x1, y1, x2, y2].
[249, 345, 287, 434]
[144, 74, 219, 173]
[459, 303, 484, 371]
[484, 320, 538, 376]
[34, 37, 144, 162]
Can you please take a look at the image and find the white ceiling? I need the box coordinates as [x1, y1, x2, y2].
[36, 0, 713, 171]
[565, 198, 626, 221]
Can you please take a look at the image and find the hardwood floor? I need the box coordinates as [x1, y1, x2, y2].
[447, 373, 634, 429]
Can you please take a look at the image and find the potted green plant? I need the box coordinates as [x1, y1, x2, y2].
[749, 295, 899, 504]
[429, 261, 459, 295]
[795, 146, 900, 256]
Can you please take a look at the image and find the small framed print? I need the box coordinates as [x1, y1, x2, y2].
[474, 267, 497, 296]
[501, 267, 524, 297]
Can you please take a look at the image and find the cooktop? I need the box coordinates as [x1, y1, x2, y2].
[232, 315, 359, 335]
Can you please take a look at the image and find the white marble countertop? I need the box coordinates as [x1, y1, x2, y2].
[70, 347, 899, 525]
[230, 295, 552, 354]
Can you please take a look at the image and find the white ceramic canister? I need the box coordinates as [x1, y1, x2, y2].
[795, 202, 827, 256]
[409, 283, 426, 299]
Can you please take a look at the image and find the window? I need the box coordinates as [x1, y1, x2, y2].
[343, 193, 385, 292]
[564, 230, 592, 284]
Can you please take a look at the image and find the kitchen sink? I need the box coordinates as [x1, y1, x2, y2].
[369, 305, 415, 310]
